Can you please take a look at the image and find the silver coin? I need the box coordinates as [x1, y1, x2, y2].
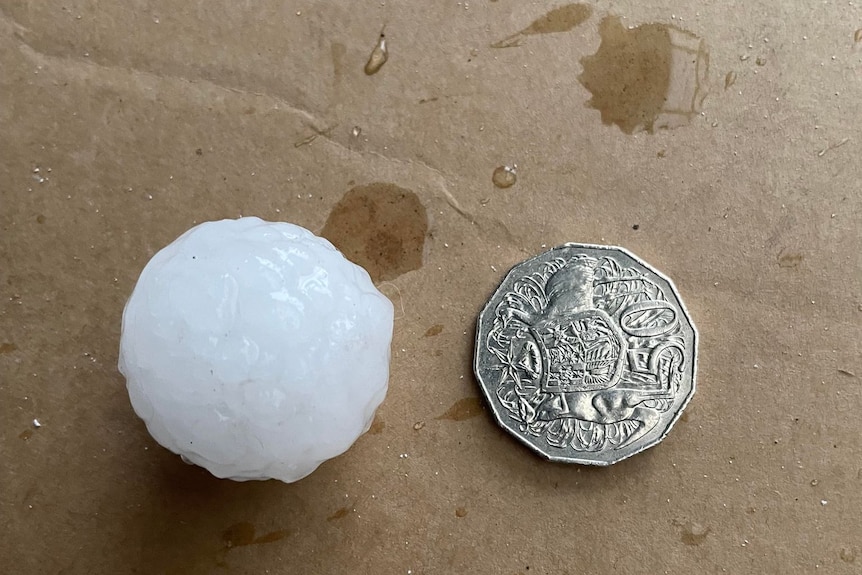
[474, 244, 697, 465]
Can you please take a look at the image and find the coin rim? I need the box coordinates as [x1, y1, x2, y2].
[473, 243, 699, 466]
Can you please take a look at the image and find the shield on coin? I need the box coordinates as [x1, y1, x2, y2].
[474, 244, 697, 465]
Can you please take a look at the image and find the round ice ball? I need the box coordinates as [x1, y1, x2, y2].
[118, 217, 394, 482]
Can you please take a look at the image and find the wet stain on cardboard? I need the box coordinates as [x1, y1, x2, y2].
[331, 42, 347, 79]
[455, 506, 468, 518]
[368, 416, 386, 435]
[222, 522, 257, 548]
[579, 16, 709, 134]
[36, 214, 46, 224]
[840, 547, 857, 563]
[0, 342, 18, 354]
[436, 397, 484, 421]
[221, 522, 290, 549]
[724, 71, 737, 90]
[321, 183, 428, 283]
[679, 522, 710, 545]
[424, 324, 444, 337]
[778, 249, 803, 268]
[492, 4, 592, 48]
[254, 530, 291, 544]
[19, 429, 33, 440]
[327, 507, 350, 522]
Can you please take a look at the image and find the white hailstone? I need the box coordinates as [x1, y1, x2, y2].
[119, 217, 393, 482]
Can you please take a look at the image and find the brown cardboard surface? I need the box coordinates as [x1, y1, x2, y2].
[1, 1, 860, 573]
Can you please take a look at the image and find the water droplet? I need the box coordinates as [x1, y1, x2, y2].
[492, 165, 517, 188]
[413, 421, 425, 430]
[810, 479, 819, 486]
[152, 15, 160, 24]
[364, 31, 389, 75]
[579, 16, 709, 134]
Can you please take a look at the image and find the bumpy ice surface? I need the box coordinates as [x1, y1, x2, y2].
[118, 217, 393, 482]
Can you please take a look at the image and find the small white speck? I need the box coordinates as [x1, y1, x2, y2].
[821, 499, 827, 506]
[32, 419, 41, 428]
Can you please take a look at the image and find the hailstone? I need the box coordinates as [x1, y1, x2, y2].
[118, 217, 394, 483]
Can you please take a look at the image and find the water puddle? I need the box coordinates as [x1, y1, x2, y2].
[579, 16, 709, 134]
